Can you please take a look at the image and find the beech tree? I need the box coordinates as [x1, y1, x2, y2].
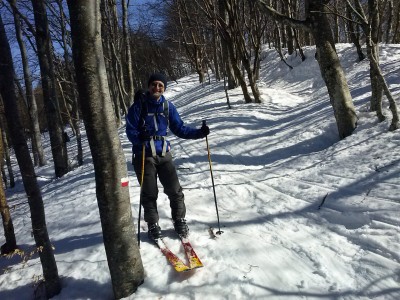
[7, 0, 46, 167]
[170, 0, 209, 83]
[121, 0, 134, 104]
[66, 0, 144, 298]
[31, 0, 69, 177]
[0, 125, 17, 255]
[347, 0, 399, 131]
[0, 11, 61, 299]
[50, 0, 84, 166]
[0, 111, 15, 188]
[258, 0, 358, 139]
[198, 0, 257, 103]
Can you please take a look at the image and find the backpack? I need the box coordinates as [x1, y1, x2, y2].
[134, 89, 169, 129]
[134, 89, 170, 157]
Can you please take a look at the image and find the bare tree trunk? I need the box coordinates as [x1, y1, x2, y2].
[226, 39, 253, 103]
[367, 0, 384, 118]
[349, 0, 399, 130]
[101, 0, 124, 124]
[67, 1, 145, 298]
[283, 0, 295, 54]
[223, 41, 237, 89]
[369, 53, 400, 130]
[392, 1, 400, 43]
[1, 165, 6, 188]
[218, 0, 237, 89]
[51, 0, 83, 166]
[0, 12, 61, 298]
[0, 115, 14, 188]
[122, 0, 134, 105]
[293, 30, 306, 61]
[101, 32, 121, 123]
[333, 0, 340, 43]
[71, 90, 83, 166]
[31, 0, 69, 178]
[175, 0, 207, 84]
[346, 3, 366, 62]
[0, 128, 17, 255]
[274, 20, 293, 69]
[110, 0, 128, 116]
[241, 52, 262, 103]
[308, 0, 357, 138]
[212, 14, 221, 81]
[258, 0, 357, 138]
[385, 0, 394, 43]
[7, 0, 46, 167]
[215, 0, 256, 102]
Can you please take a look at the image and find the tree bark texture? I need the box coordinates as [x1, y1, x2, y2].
[225, 0, 261, 103]
[122, 0, 134, 105]
[0, 12, 61, 299]
[345, 4, 365, 62]
[218, 0, 238, 89]
[0, 117, 15, 188]
[367, 0, 384, 117]
[258, 0, 357, 138]
[67, 1, 144, 298]
[0, 129, 17, 255]
[8, 0, 46, 167]
[349, 0, 399, 130]
[308, 0, 357, 138]
[31, 0, 69, 177]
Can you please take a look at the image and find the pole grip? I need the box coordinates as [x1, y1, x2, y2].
[202, 119, 206, 127]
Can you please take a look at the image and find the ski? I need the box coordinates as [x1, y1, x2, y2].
[180, 236, 204, 269]
[170, 219, 204, 269]
[154, 238, 191, 272]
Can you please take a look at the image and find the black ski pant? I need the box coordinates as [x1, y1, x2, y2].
[134, 151, 186, 224]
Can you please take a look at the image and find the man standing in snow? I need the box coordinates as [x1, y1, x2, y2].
[126, 73, 209, 240]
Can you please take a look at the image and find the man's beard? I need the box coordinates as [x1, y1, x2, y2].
[151, 92, 162, 100]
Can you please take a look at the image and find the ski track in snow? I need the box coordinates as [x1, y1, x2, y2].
[1, 44, 400, 299]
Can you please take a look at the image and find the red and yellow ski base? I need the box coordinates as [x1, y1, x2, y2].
[159, 245, 191, 272]
[181, 237, 204, 269]
[155, 238, 203, 272]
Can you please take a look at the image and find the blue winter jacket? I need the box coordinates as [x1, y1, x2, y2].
[126, 93, 204, 156]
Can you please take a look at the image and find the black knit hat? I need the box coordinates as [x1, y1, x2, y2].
[148, 73, 167, 90]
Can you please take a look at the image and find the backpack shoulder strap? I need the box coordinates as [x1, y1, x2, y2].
[134, 89, 145, 104]
[139, 97, 148, 128]
[163, 100, 169, 127]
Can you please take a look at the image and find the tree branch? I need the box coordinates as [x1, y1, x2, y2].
[6, 0, 37, 36]
[345, 0, 367, 25]
[257, 0, 311, 32]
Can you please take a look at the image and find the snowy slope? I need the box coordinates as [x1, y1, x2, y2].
[1, 44, 400, 300]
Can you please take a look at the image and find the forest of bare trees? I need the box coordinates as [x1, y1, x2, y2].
[0, 0, 399, 298]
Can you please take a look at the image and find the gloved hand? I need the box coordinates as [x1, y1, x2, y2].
[138, 130, 151, 142]
[201, 123, 210, 137]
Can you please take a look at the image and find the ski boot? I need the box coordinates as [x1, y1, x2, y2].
[174, 218, 189, 238]
[148, 223, 163, 240]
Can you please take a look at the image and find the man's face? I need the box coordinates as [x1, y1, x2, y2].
[149, 80, 165, 100]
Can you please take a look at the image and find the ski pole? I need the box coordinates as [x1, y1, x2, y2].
[137, 143, 146, 247]
[203, 120, 223, 235]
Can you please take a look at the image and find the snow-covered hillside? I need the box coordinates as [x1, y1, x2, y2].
[1, 44, 400, 300]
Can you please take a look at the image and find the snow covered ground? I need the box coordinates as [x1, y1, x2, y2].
[1, 44, 400, 300]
